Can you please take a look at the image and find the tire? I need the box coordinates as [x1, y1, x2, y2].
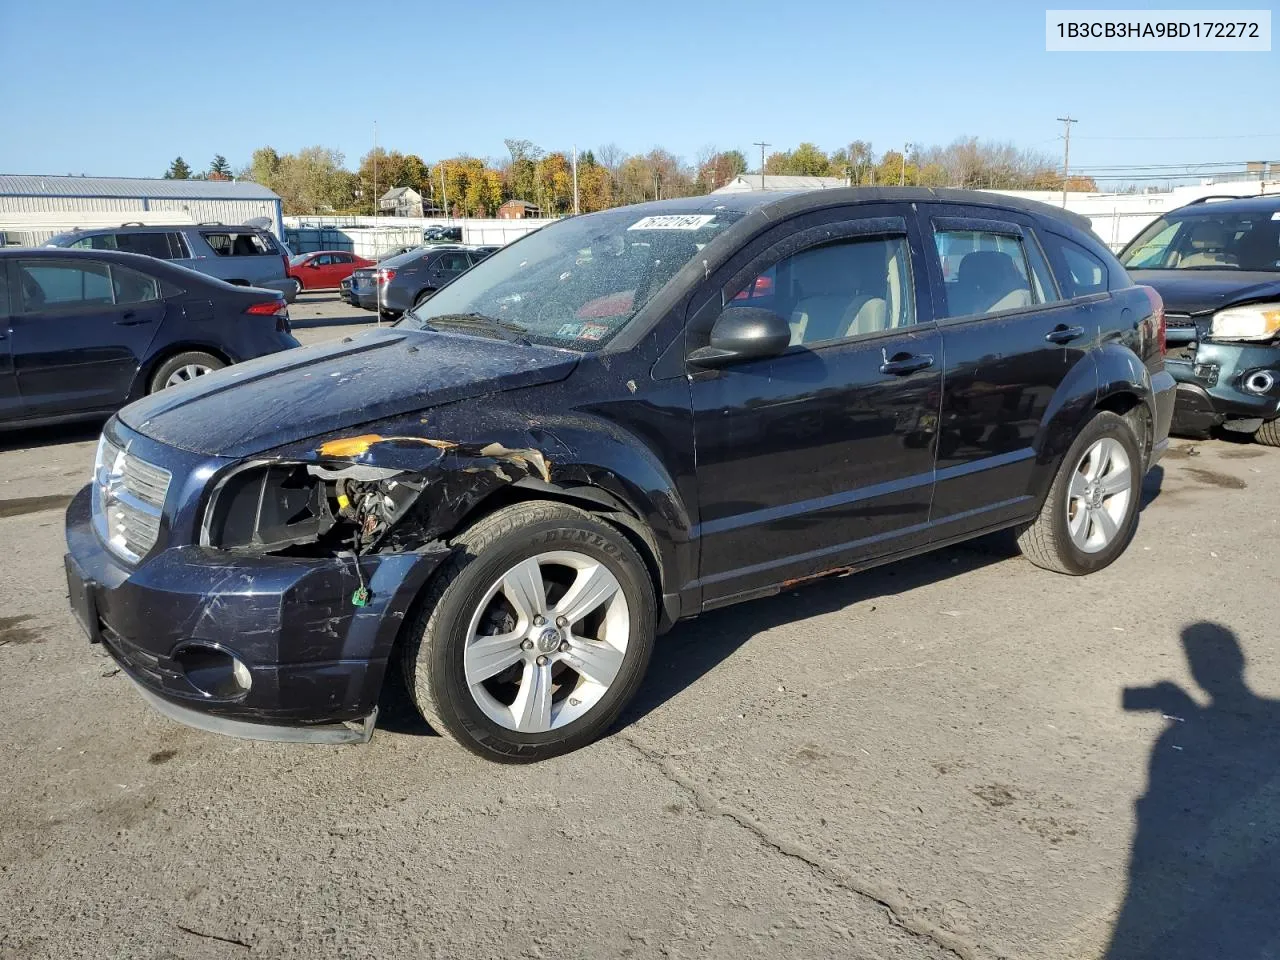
[401, 501, 657, 762]
[379, 308, 400, 321]
[148, 351, 226, 393]
[413, 288, 436, 310]
[1016, 410, 1142, 575]
[1257, 419, 1280, 447]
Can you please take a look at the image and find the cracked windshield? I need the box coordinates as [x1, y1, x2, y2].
[398, 209, 742, 348]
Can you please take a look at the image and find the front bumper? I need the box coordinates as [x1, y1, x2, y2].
[65, 484, 449, 742]
[1166, 338, 1280, 437]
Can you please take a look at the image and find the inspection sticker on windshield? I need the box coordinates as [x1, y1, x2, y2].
[628, 214, 716, 231]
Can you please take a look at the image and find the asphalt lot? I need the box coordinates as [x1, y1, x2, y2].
[2, 296, 1278, 959]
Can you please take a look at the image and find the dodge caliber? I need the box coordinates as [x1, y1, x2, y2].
[64, 188, 1175, 762]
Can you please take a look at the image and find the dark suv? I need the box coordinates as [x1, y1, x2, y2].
[1118, 195, 1280, 445]
[46, 224, 296, 302]
[64, 188, 1174, 762]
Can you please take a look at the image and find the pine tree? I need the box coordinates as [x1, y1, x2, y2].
[209, 155, 232, 180]
[164, 156, 192, 180]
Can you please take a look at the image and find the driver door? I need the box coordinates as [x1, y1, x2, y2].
[687, 208, 942, 605]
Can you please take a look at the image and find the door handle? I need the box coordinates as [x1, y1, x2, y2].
[879, 353, 935, 376]
[114, 311, 152, 326]
[1045, 324, 1086, 344]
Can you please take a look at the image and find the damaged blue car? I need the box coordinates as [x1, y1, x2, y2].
[66, 188, 1173, 761]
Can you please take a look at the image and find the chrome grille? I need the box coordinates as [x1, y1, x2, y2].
[93, 435, 171, 563]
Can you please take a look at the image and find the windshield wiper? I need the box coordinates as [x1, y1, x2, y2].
[421, 312, 532, 346]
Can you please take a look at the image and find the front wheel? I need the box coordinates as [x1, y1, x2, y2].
[1017, 410, 1142, 575]
[402, 501, 656, 762]
[1256, 418, 1280, 447]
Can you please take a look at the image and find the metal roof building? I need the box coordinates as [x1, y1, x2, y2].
[712, 174, 850, 193]
[0, 174, 284, 246]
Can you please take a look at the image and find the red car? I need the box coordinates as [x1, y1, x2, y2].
[287, 251, 373, 292]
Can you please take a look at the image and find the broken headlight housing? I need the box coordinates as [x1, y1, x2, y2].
[1210, 302, 1280, 342]
[200, 461, 423, 555]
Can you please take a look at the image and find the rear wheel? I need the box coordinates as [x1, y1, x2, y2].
[413, 288, 436, 310]
[1256, 418, 1280, 447]
[149, 351, 225, 393]
[401, 501, 656, 762]
[1017, 411, 1142, 575]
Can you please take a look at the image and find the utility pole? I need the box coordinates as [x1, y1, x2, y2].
[1057, 116, 1077, 208]
[372, 120, 378, 225]
[901, 142, 914, 186]
[753, 141, 770, 189]
[572, 144, 580, 215]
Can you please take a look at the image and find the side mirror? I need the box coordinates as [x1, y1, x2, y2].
[688, 306, 792, 368]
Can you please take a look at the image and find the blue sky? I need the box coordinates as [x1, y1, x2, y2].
[1, 0, 1275, 181]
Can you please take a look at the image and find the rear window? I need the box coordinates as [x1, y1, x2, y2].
[204, 231, 278, 257]
[1047, 234, 1110, 298]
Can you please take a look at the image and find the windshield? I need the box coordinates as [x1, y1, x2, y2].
[1120, 209, 1280, 272]
[397, 208, 743, 350]
[289, 254, 309, 266]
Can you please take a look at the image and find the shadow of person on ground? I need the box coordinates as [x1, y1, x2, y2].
[1107, 622, 1280, 959]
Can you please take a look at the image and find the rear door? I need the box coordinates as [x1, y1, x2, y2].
[915, 204, 1092, 531]
[327, 252, 356, 286]
[430, 250, 471, 288]
[8, 258, 166, 416]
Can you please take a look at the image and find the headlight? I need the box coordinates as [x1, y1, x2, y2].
[200, 461, 423, 555]
[1210, 302, 1280, 342]
[92, 433, 171, 563]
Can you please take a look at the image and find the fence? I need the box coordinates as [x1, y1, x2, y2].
[284, 215, 553, 250]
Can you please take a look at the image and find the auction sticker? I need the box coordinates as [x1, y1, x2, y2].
[628, 214, 716, 231]
[579, 322, 610, 341]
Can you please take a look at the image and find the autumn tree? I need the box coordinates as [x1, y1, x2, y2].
[249, 147, 281, 186]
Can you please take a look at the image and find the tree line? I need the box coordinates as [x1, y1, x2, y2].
[162, 138, 1096, 217]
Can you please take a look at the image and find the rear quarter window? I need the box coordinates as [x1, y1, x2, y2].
[1044, 233, 1112, 299]
[203, 231, 277, 257]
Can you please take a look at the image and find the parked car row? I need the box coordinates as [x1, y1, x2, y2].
[340, 244, 499, 317]
[64, 187, 1181, 763]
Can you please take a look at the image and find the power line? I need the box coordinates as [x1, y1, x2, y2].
[1074, 132, 1280, 141]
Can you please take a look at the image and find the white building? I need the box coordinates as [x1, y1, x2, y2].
[713, 175, 850, 193]
[0, 174, 284, 246]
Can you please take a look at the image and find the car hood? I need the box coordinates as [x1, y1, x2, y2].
[119, 328, 579, 458]
[1127, 270, 1280, 315]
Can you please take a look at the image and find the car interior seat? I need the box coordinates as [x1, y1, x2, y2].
[788, 242, 902, 346]
[954, 251, 1032, 315]
[1177, 221, 1238, 268]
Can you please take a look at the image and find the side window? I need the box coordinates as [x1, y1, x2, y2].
[204, 232, 232, 256]
[739, 236, 916, 348]
[17, 261, 114, 311]
[70, 234, 118, 251]
[332, 252, 352, 264]
[115, 232, 172, 259]
[168, 233, 190, 258]
[1055, 240, 1109, 298]
[439, 252, 470, 271]
[0, 268, 9, 315]
[110, 266, 161, 304]
[312, 254, 332, 266]
[933, 230, 1038, 318]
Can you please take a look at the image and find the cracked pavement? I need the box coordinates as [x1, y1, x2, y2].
[2, 296, 1278, 959]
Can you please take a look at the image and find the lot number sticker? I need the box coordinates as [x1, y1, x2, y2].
[628, 214, 716, 231]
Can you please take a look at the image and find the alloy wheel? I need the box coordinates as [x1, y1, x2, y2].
[463, 551, 630, 733]
[1066, 436, 1132, 553]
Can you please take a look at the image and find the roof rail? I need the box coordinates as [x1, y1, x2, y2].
[197, 220, 224, 226]
[120, 221, 144, 226]
[1187, 194, 1247, 205]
